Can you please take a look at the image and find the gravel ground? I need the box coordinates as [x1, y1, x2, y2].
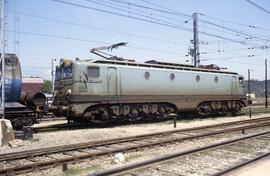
[228, 155, 270, 176]
[20, 126, 270, 176]
[0, 113, 270, 176]
[1, 113, 270, 154]
[126, 130, 270, 176]
[18, 135, 235, 176]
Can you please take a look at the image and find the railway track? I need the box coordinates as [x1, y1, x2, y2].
[90, 130, 270, 176]
[0, 117, 270, 175]
[33, 111, 268, 133]
[32, 122, 82, 133]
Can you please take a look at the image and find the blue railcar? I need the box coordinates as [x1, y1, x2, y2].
[1, 53, 22, 102]
[0, 54, 46, 129]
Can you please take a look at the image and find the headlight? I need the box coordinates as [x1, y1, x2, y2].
[66, 89, 72, 95]
[60, 58, 64, 66]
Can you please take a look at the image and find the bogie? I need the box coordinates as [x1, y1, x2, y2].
[80, 103, 177, 124]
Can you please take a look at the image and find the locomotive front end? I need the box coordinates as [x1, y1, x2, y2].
[52, 59, 75, 118]
[52, 59, 107, 123]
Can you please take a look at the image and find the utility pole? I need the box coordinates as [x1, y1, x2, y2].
[248, 68, 252, 117]
[51, 59, 56, 94]
[193, 12, 199, 67]
[248, 69, 251, 95]
[0, 0, 5, 118]
[265, 59, 268, 108]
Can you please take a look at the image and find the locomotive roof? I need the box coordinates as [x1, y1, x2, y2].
[78, 59, 238, 75]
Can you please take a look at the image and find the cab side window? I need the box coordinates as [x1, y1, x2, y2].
[55, 67, 61, 81]
[63, 66, 72, 78]
[239, 77, 244, 84]
[87, 66, 100, 77]
[5, 57, 17, 67]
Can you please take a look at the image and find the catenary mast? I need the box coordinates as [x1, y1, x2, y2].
[0, 0, 5, 118]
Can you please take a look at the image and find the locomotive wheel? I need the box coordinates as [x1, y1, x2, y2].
[128, 109, 141, 122]
[82, 107, 108, 125]
[197, 105, 211, 116]
[156, 107, 166, 119]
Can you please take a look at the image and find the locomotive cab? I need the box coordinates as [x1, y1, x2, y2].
[52, 59, 74, 116]
[54, 59, 73, 91]
[53, 59, 109, 120]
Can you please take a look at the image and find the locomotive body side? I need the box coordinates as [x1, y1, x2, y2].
[53, 59, 247, 123]
[118, 65, 245, 110]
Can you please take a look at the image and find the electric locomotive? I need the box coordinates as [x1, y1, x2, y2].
[52, 57, 247, 124]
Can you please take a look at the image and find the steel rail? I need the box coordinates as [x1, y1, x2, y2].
[211, 152, 270, 176]
[33, 113, 269, 133]
[1, 116, 270, 161]
[1, 117, 270, 162]
[0, 121, 270, 175]
[89, 131, 270, 176]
